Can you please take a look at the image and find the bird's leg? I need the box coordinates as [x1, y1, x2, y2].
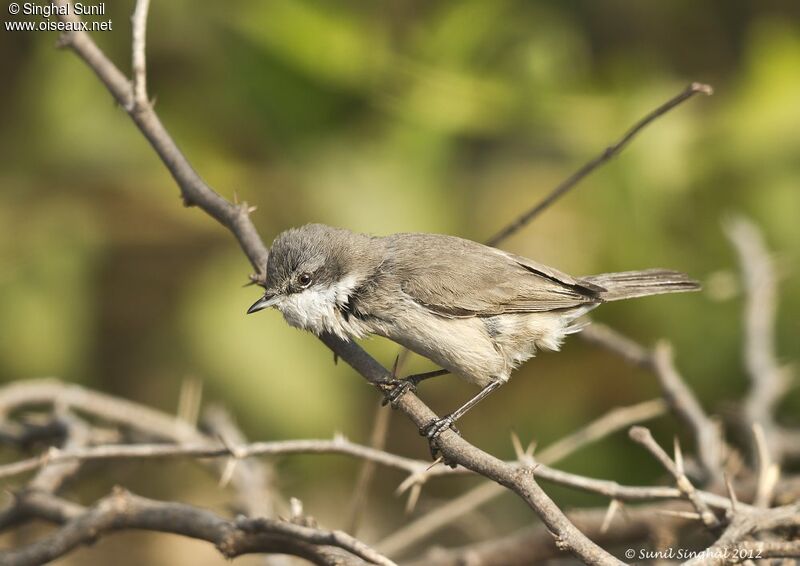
[422, 380, 504, 463]
[381, 369, 450, 407]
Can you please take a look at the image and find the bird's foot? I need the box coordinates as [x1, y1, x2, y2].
[420, 416, 460, 467]
[380, 378, 417, 408]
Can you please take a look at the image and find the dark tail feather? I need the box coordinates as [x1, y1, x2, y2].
[582, 269, 701, 301]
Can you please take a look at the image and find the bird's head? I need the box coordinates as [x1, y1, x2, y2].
[247, 224, 378, 334]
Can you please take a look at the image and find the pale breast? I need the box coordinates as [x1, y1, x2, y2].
[363, 302, 509, 387]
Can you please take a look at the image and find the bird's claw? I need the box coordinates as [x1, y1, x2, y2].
[420, 416, 460, 467]
[380, 378, 417, 408]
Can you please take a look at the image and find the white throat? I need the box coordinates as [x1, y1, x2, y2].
[275, 275, 366, 339]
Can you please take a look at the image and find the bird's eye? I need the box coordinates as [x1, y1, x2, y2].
[298, 273, 312, 288]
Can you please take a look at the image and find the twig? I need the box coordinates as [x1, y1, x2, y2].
[405, 504, 690, 566]
[376, 399, 667, 556]
[129, 0, 151, 109]
[750, 423, 779, 509]
[0, 487, 393, 566]
[628, 426, 720, 529]
[202, 404, 279, 519]
[53, 0, 269, 271]
[725, 215, 790, 464]
[583, 324, 725, 485]
[318, 337, 626, 565]
[0, 378, 204, 444]
[28, 413, 90, 494]
[537, 398, 666, 464]
[346, 401, 392, 534]
[652, 341, 725, 485]
[683, 504, 800, 566]
[486, 82, 712, 246]
[0, 436, 425, 481]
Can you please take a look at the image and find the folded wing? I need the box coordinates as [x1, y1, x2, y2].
[384, 233, 602, 317]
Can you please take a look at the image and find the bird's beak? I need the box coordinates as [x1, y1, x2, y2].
[247, 292, 279, 314]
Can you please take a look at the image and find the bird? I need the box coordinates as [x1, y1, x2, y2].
[247, 223, 700, 445]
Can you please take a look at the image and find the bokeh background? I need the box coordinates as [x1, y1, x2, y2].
[1, 1, 799, 563]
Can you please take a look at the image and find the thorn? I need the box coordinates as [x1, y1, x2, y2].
[289, 497, 303, 522]
[724, 473, 738, 514]
[426, 457, 444, 471]
[391, 355, 401, 378]
[216, 432, 246, 460]
[395, 475, 415, 496]
[333, 352, 339, 365]
[510, 430, 525, 460]
[601, 499, 621, 534]
[233, 191, 239, 205]
[219, 457, 237, 488]
[247, 205, 257, 214]
[405, 483, 422, 515]
[656, 508, 703, 520]
[673, 436, 684, 475]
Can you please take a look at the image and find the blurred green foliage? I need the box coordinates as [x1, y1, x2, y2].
[1, 0, 799, 562]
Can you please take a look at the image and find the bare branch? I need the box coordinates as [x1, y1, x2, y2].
[406, 504, 691, 566]
[537, 398, 666, 464]
[315, 337, 625, 565]
[683, 504, 800, 566]
[346, 401, 392, 534]
[202, 404, 279, 519]
[486, 82, 713, 247]
[629, 426, 720, 529]
[129, 0, 151, 109]
[652, 341, 725, 485]
[582, 324, 725, 485]
[377, 399, 668, 556]
[0, 378, 204, 444]
[0, 488, 393, 566]
[725, 215, 790, 464]
[28, 413, 90, 494]
[0, 436, 426, 481]
[53, 0, 269, 271]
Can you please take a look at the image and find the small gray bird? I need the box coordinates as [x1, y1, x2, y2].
[248, 224, 699, 442]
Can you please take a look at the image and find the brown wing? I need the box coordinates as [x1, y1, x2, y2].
[384, 233, 602, 317]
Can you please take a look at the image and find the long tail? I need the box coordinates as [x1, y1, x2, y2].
[582, 269, 700, 301]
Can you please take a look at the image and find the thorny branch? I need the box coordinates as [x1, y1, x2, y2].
[0, 1, 794, 565]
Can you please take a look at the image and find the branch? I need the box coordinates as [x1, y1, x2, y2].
[202, 404, 280, 518]
[377, 399, 666, 556]
[0, 432, 744, 513]
[725, 215, 790, 464]
[0, 436, 428, 481]
[320, 335, 625, 565]
[629, 426, 720, 529]
[54, 0, 268, 272]
[486, 82, 712, 247]
[129, 0, 151, 108]
[683, 503, 800, 566]
[582, 324, 725, 485]
[405, 504, 690, 566]
[27, 412, 90, 494]
[346, 400, 392, 533]
[0, 378, 205, 444]
[0, 488, 393, 566]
